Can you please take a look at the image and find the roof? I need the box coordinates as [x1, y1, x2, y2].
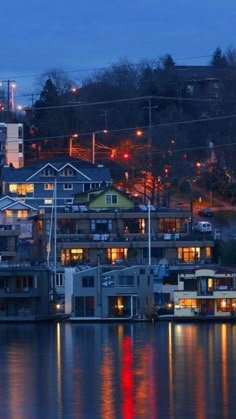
[175, 65, 225, 82]
[2, 157, 112, 183]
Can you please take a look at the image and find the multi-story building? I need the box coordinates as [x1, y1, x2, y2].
[33, 186, 214, 267]
[174, 266, 236, 319]
[0, 123, 24, 168]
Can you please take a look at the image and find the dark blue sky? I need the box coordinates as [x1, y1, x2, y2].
[1, 0, 236, 104]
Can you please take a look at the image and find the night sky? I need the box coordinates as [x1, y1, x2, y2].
[1, 0, 236, 102]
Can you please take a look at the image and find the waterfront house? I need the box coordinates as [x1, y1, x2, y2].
[174, 266, 236, 318]
[65, 264, 154, 319]
[0, 263, 53, 320]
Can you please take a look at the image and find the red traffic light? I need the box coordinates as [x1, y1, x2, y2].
[123, 152, 130, 160]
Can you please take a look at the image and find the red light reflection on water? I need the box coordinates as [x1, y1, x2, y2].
[121, 336, 134, 419]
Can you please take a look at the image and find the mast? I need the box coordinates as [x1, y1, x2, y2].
[148, 200, 151, 265]
[54, 177, 57, 288]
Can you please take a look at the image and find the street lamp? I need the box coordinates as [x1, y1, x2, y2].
[69, 133, 79, 157]
[92, 130, 108, 164]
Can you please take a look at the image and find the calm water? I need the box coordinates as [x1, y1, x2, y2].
[0, 322, 236, 419]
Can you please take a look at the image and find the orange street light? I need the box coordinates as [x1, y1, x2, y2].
[92, 130, 108, 164]
[69, 133, 79, 157]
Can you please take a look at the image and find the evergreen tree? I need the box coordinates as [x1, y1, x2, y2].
[211, 47, 227, 68]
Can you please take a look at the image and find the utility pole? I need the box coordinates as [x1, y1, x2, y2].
[143, 97, 158, 174]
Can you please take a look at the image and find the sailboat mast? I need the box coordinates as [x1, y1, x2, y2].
[54, 177, 57, 287]
[148, 200, 151, 265]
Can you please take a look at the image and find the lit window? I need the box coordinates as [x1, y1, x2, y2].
[206, 247, 211, 258]
[178, 247, 200, 262]
[17, 210, 28, 219]
[217, 299, 231, 312]
[179, 299, 197, 308]
[44, 183, 54, 190]
[9, 184, 17, 193]
[107, 248, 128, 263]
[44, 199, 53, 205]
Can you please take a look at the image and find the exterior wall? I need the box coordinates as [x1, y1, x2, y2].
[34, 208, 214, 266]
[174, 269, 236, 317]
[5, 123, 24, 168]
[71, 265, 154, 318]
[0, 265, 51, 317]
[89, 189, 134, 210]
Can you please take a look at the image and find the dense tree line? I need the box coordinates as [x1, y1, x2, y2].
[21, 46, 236, 201]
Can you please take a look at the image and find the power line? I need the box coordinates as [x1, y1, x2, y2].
[15, 93, 225, 113]
[21, 112, 236, 143]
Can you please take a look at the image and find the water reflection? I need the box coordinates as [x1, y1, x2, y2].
[0, 323, 236, 418]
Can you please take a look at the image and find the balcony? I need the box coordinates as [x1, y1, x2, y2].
[0, 288, 40, 298]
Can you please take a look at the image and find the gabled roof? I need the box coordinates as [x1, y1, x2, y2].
[0, 195, 16, 209]
[27, 162, 91, 181]
[1, 157, 112, 183]
[1, 201, 37, 211]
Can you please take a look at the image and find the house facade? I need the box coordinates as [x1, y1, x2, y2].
[1, 157, 112, 209]
[174, 267, 236, 318]
[65, 265, 154, 319]
[0, 264, 53, 320]
[34, 201, 214, 267]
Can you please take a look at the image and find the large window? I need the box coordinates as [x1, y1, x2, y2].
[17, 210, 28, 219]
[91, 219, 112, 234]
[75, 296, 95, 317]
[61, 248, 87, 265]
[179, 299, 197, 308]
[107, 248, 128, 263]
[159, 218, 181, 233]
[178, 247, 200, 262]
[15, 276, 33, 292]
[9, 183, 34, 195]
[124, 218, 145, 234]
[217, 299, 234, 312]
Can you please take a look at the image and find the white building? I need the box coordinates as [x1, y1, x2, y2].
[0, 123, 24, 168]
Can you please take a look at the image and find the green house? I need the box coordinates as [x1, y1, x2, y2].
[88, 187, 135, 210]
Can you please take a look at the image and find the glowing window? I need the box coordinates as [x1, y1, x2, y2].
[107, 248, 128, 263]
[9, 184, 17, 193]
[44, 183, 54, 190]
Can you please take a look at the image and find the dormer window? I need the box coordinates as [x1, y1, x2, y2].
[60, 167, 74, 177]
[43, 167, 55, 176]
